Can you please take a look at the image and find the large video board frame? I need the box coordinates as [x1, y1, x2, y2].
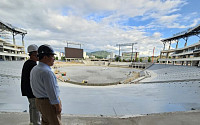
[65, 47, 83, 58]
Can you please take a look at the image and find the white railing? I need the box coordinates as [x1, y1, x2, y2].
[3, 46, 21, 51]
[171, 51, 194, 56]
[0, 52, 28, 57]
[159, 57, 200, 62]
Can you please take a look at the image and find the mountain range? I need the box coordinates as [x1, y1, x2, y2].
[87, 51, 111, 59]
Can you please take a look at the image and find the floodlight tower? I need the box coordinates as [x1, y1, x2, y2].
[65, 41, 83, 49]
[116, 42, 137, 62]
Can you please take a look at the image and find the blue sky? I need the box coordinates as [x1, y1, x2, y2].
[0, 0, 199, 56]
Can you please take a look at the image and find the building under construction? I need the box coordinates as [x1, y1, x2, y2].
[159, 24, 200, 66]
[0, 20, 27, 61]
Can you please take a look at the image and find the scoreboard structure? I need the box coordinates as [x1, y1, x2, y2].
[65, 47, 83, 59]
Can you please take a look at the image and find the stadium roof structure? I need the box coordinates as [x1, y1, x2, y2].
[161, 24, 200, 42]
[0, 20, 27, 35]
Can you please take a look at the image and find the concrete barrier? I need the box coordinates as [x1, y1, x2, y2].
[1, 110, 200, 125]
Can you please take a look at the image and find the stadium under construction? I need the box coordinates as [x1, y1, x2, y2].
[159, 24, 200, 66]
[0, 20, 27, 61]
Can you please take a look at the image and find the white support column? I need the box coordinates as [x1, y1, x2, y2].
[9, 56, 12, 61]
[12, 32, 16, 45]
[184, 41, 187, 47]
[184, 37, 188, 47]
[168, 41, 171, 50]
[181, 61, 184, 65]
[186, 61, 188, 66]
[163, 42, 166, 50]
[3, 55, 5, 61]
[22, 34, 25, 53]
[176, 40, 179, 49]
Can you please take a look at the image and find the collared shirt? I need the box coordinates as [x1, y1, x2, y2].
[30, 62, 60, 104]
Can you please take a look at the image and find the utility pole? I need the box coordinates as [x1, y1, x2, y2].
[118, 45, 120, 62]
[152, 47, 155, 63]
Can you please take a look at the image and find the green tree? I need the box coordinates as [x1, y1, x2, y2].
[61, 56, 66, 61]
[115, 56, 120, 61]
[148, 57, 151, 62]
[140, 58, 143, 62]
[55, 57, 58, 60]
[96, 56, 103, 59]
[135, 57, 139, 62]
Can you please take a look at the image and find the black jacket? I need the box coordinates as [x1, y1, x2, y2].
[21, 60, 36, 98]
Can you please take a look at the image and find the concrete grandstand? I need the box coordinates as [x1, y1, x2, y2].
[159, 24, 200, 66]
[140, 64, 200, 83]
[0, 20, 28, 61]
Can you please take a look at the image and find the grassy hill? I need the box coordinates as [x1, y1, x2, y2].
[87, 51, 111, 59]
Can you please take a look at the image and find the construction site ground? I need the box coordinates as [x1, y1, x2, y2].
[1, 61, 200, 124]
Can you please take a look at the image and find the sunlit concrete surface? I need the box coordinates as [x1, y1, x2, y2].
[140, 64, 200, 83]
[1, 111, 200, 125]
[59, 81, 200, 115]
[0, 61, 23, 77]
[1, 61, 200, 116]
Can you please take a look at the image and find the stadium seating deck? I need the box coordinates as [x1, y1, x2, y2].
[140, 64, 200, 83]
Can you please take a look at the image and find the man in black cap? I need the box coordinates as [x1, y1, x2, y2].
[30, 44, 62, 125]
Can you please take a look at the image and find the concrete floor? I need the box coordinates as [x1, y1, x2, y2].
[1, 76, 200, 115]
[60, 81, 200, 115]
[0, 61, 200, 116]
[1, 111, 200, 125]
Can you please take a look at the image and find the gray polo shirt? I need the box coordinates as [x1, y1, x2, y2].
[30, 62, 60, 104]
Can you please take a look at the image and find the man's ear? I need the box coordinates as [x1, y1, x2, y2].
[43, 55, 48, 59]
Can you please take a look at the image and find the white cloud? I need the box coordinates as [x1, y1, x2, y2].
[159, 14, 181, 24]
[153, 32, 162, 38]
[104, 45, 118, 51]
[0, 0, 199, 56]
